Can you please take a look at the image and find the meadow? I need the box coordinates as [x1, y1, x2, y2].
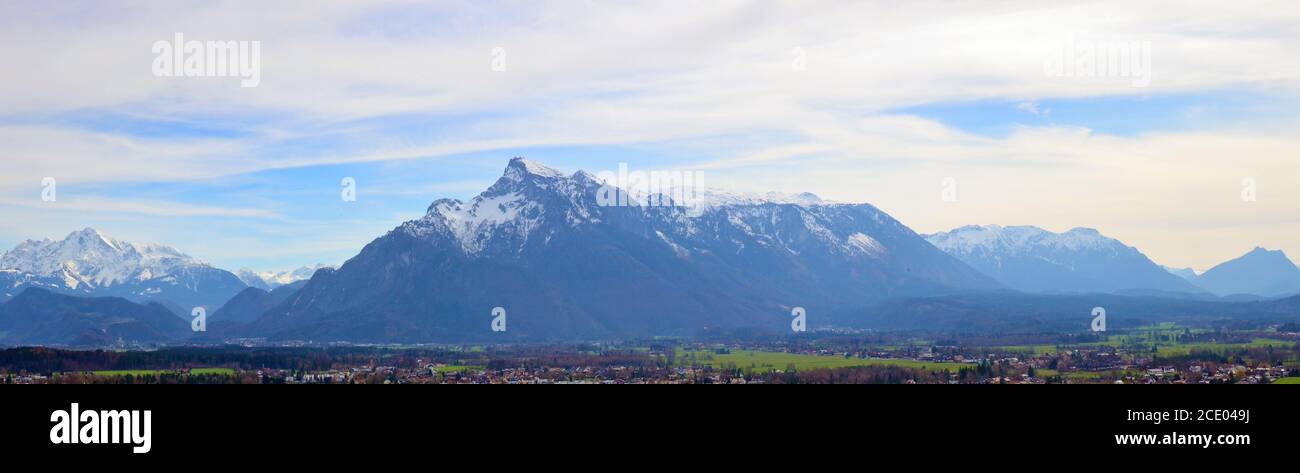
[996, 324, 1294, 358]
[676, 349, 972, 374]
[431, 365, 482, 374]
[87, 368, 236, 377]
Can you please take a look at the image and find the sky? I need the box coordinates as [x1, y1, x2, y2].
[1, 0, 1299, 273]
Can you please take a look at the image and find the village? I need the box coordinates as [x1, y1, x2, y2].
[4, 325, 1298, 385]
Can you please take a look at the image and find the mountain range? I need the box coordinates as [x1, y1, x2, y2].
[0, 288, 190, 346]
[0, 228, 247, 314]
[0, 228, 338, 324]
[248, 157, 999, 342]
[2, 158, 1299, 345]
[925, 226, 1300, 300]
[236, 265, 330, 291]
[925, 225, 1205, 295]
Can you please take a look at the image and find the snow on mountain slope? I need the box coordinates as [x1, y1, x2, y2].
[925, 225, 1115, 256]
[253, 157, 1000, 342]
[926, 225, 1205, 295]
[237, 265, 332, 290]
[235, 270, 271, 290]
[0, 228, 247, 312]
[640, 188, 826, 216]
[406, 159, 901, 260]
[421, 191, 541, 255]
[0, 228, 196, 289]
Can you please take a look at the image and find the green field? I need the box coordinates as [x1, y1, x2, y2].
[997, 335, 1293, 358]
[1274, 377, 1300, 384]
[1062, 371, 1102, 379]
[996, 345, 1061, 355]
[88, 368, 236, 377]
[676, 349, 972, 374]
[431, 365, 482, 374]
[1153, 338, 1292, 357]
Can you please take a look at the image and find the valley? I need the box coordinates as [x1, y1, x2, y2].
[4, 322, 1296, 384]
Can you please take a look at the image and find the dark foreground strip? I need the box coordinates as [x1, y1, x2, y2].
[0, 386, 1290, 464]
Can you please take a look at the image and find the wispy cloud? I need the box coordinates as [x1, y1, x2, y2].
[2, 0, 1299, 270]
[0, 196, 277, 218]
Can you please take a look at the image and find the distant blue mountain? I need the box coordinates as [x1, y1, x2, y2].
[1196, 247, 1300, 298]
[211, 280, 307, 324]
[249, 158, 1000, 342]
[0, 288, 190, 346]
[1162, 266, 1199, 283]
[925, 225, 1205, 295]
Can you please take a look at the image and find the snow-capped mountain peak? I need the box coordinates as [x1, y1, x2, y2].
[1050, 227, 1112, 251]
[415, 188, 545, 255]
[679, 189, 827, 214]
[504, 156, 567, 180]
[926, 225, 1116, 256]
[403, 158, 594, 255]
[0, 229, 254, 312]
[254, 157, 999, 342]
[925, 224, 1203, 295]
[237, 264, 332, 290]
[0, 228, 200, 288]
[402, 158, 901, 259]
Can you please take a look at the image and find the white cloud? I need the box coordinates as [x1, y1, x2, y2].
[4, 1, 1297, 118]
[1016, 101, 1046, 116]
[0, 196, 277, 218]
[702, 123, 1300, 270]
[2, 0, 1300, 269]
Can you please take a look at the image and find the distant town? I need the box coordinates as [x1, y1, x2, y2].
[3, 322, 1298, 385]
